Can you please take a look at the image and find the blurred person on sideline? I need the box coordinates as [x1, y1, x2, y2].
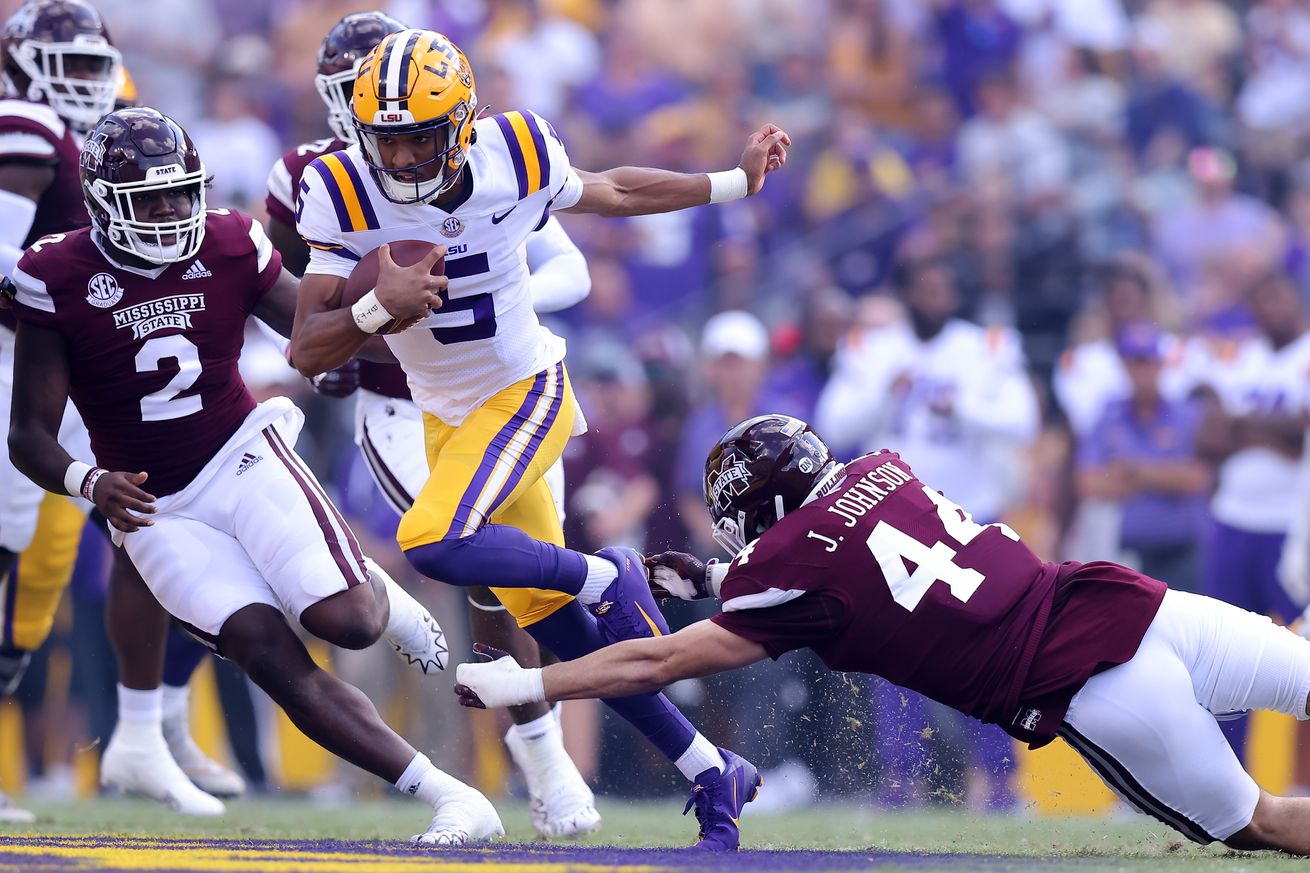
[815, 255, 1038, 810]
[1194, 270, 1310, 761]
[1076, 322, 1210, 592]
[190, 77, 281, 214]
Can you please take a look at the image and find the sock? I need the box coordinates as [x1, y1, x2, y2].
[576, 555, 619, 605]
[395, 752, 467, 808]
[117, 684, 162, 727]
[161, 625, 209, 687]
[161, 683, 189, 726]
[370, 559, 424, 645]
[527, 601, 697, 765]
[404, 524, 589, 594]
[510, 711, 557, 743]
[676, 732, 726, 781]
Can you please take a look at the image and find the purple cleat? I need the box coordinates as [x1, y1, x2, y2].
[683, 748, 763, 852]
[589, 547, 670, 642]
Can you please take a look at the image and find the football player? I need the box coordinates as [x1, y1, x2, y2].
[291, 28, 787, 851]
[267, 12, 598, 838]
[0, 0, 233, 818]
[8, 107, 500, 845]
[457, 414, 1310, 856]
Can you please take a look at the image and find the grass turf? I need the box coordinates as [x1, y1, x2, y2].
[0, 797, 1305, 871]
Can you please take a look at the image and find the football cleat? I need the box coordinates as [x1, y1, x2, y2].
[504, 726, 601, 839]
[682, 748, 762, 852]
[0, 790, 34, 823]
[163, 717, 246, 798]
[411, 786, 504, 846]
[101, 724, 225, 816]
[389, 607, 448, 676]
[590, 547, 670, 644]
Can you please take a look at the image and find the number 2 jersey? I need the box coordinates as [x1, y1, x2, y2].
[10, 211, 282, 496]
[296, 110, 580, 426]
[711, 451, 1167, 746]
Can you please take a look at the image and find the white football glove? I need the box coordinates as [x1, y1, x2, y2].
[454, 644, 545, 709]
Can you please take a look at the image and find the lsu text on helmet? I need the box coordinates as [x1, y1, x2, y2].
[352, 28, 476, 205]
[315, 11, 407, 147]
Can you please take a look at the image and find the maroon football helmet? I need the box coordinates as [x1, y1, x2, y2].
[80, 107, 207, 265]
[315, 11, 406, 145]
[1, 0, 120, 132]
[704, 414, 844, 555]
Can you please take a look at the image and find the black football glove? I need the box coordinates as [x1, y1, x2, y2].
[643, 551, 712, 601]
[309, 359, 361, 398]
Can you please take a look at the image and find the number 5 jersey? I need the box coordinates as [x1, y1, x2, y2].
[295, 109, 581, 427]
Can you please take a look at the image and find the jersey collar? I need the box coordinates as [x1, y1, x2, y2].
[91, 230, 168, 279]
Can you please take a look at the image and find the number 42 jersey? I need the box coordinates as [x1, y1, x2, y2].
[711, 451, 1167, 745]
[296, 110, 581, 426]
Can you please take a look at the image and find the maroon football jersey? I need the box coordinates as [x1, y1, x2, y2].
[266, 138, 411, 401]
[264, 136, 345, 228]
[0, 98, 89, 330]
[711, 451, 1166, 746]
[10, 210, 282, 496]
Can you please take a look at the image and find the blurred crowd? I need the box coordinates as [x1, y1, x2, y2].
[10, 0, 1310, 813]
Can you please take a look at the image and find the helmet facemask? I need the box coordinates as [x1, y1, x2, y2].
[86, 164, 208, 265]
[11, 36, 120, 131]
[315, 62, 360, 146]
[355, 99, 473, 205]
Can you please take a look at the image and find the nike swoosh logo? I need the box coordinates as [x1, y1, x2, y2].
[491, 204, 518, 224]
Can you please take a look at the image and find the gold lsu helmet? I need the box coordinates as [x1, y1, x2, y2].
[352, 29, 476, 204]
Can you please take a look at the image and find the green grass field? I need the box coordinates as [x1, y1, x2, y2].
[0, 797, 1306, 872]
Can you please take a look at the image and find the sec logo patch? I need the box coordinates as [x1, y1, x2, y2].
[440, 217, 464, 239]
[86, 272, 124, 308]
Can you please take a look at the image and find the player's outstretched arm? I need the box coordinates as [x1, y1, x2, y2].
[8, 322, 155, 532]
[560, 124, 790, 218]
[454, 620, 768, 707]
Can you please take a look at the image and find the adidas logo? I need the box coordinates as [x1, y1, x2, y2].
[235, 452, 262, 475]
[182, 260, 212, 280]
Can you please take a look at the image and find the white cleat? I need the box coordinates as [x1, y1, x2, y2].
[411, 786, 504, 847]
[389, 607, 448, 676]
[505, 726, 601, 839]
[163, 718, 246, 798]
[101, 725, 225, 817]
[0, 790, 34, 823]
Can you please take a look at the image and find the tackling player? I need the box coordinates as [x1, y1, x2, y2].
[8, 106, 499, 845]
[267, 12, 598, 838]
[291, 28, 788, 850]
[457, 414, 1310, 855]
[0, 0, 233, 817]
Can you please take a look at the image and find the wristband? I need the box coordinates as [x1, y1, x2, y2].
[63, 461, 93, 498]
[523, 667, 546, 704]
[707, 559, 730, 599]
[80, 467, 107, 502]
[707, 167, 748, 204]
[350, 289, 395, 334]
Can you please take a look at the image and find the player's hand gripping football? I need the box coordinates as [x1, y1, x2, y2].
[643, 551, 712, 601]
[309, 359, 361, 398]
[454, 643, 546, 709]
[373, 242, 448, 322]
[94, 470, 156, 533]
[738, 123, 791, 195]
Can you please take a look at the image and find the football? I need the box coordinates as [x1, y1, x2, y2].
[341, 239, 446, 335]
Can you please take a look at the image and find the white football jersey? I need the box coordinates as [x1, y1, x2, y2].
[815, 319, 1039, 521]
[297, 110, 582, 425]
[1053, 334, 1203, 436]
[1195, 332, 1310, 532]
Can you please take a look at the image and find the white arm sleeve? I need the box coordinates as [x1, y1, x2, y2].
[527, 216, 590, 313]
[0, 188, 38, 278]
